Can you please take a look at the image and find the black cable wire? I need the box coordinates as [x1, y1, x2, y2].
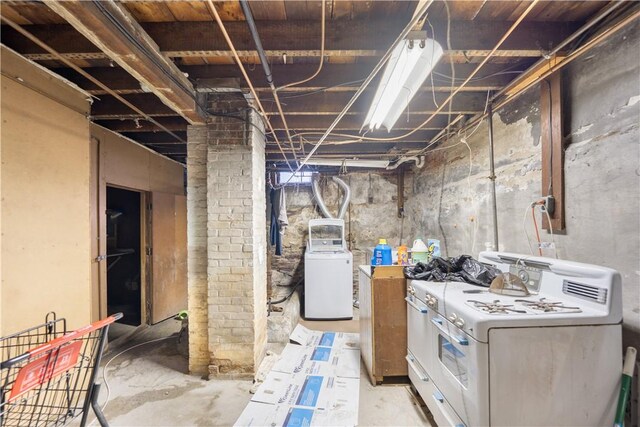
[268, 280, 303, 305]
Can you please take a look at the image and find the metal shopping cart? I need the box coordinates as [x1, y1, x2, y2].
[0, 312, 123, 427]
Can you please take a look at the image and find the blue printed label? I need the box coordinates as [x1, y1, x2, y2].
[310, 347, 331, 361]
[283, 407, 314, 427]
[295, 376, 324, 407]
[319, 332, 336, 347]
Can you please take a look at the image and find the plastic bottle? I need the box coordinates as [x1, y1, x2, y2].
[411, 238, 429, 264]
[397, 245, 409, 265]
[371, 239, 393, 266]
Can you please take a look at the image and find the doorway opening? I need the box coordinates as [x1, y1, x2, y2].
[106, 186, 143, 326]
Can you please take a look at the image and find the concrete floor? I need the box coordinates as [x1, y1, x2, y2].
[90, 314, 431, 426]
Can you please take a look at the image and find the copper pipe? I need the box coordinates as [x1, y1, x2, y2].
[276, 0, 326, 92]
[205, 0, 294, 172]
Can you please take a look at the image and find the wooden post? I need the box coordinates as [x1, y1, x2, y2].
[540, 72, 565, 231]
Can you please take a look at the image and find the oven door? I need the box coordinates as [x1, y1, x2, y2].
[406, 293, 431, 371]
[428, 313, 489, 427]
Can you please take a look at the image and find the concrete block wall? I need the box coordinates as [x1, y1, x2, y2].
[187, 107, 267, 377]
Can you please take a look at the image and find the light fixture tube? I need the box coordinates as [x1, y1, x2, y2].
[363, 37, 443, 132]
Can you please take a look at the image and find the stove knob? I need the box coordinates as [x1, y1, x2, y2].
[518, 269, 529, 283]
[448, 313, 458, 322]
[454, 318, 465, 328]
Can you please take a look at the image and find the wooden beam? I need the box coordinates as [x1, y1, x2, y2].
[540, 72, 565, 232]
[268, 114, 454, 131]
[121, 131, 187, 144]
[94, 116, 189, 132]
[270, 130, 439, 144]
[92, 113, 455, 132]
[54, 62, 523, 94]
[3, 20, 581, 62]
[92, 91, 484, 118]
[44, 0, 204, 124]
[91, 93, 177, 117]
[266, 141, 429, 154]
[254, 91, 488, 115]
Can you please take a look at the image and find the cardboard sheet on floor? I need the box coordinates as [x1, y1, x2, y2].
[272, 343, 360, 379]
[235, 402, 357, 427]
[289, 324, 359, 349]
[234, 324, 360, 427]
[251, 370, 358, 407]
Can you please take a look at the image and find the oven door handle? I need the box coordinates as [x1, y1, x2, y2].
[405, 354, 429, 382]
[405, 297, 428, 314]
[431, 317, 469, 346]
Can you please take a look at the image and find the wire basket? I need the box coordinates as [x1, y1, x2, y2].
[0, 312, 122, 427]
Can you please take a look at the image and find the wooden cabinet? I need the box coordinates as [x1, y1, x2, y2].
[359, 265, 408, 384]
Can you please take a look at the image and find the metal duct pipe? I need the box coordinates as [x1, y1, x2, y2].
[312, 176, 333, 219]
[334, 177, 351, 220]
[311, 176, 351, 220]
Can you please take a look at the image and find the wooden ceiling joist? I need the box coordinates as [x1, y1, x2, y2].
[54, 62, 526, 95]
[2, 20, 581, 64]
[44, 0, 205, 124]
[94, 113, 455, 133]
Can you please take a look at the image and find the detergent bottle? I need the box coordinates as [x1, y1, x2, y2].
[411, 238, 429, 264]
[397, 245, 409, 265]
[371, 239, 392, 266]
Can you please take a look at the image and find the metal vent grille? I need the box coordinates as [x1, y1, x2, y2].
[563, 280, 607, 304]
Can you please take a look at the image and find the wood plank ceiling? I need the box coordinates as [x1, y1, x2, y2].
[0, 0, 626, 165]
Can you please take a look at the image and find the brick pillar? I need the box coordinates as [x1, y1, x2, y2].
[187, 108, 267, 377]
[187, 125, 209, 375]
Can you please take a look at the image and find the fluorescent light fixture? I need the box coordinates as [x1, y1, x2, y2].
[364, 35, 443, 132]
[304, 159, 390, 169]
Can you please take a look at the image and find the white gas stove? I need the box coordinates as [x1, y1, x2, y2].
[406, 251, 622, 427]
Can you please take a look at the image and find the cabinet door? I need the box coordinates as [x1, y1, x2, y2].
[150, 192, 187, 323]
[359, 269, 375, 380]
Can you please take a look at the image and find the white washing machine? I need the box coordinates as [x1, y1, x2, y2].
[304, 219, 353, 320]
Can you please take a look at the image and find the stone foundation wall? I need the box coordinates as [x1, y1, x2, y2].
[269, 172, 410, 296]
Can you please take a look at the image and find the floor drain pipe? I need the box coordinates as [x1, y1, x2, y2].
[487, 103, 499, 250]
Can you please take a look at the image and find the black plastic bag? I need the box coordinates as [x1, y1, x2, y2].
[403, 255, 500, 287]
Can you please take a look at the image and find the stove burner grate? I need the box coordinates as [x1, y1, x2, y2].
[514, 297, 581, 312]
[469, 300, 527, 314]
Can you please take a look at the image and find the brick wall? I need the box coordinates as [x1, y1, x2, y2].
[187, 106, 267, 377]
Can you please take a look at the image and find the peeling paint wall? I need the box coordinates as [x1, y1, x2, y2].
[404, 24, 640, 348]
